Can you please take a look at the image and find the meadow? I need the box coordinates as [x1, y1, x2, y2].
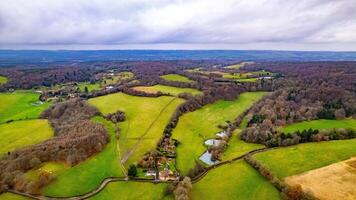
[0, 91, 50, 124]
[88, 93, 184, 167]
[77, 82, 101, 92]
[132, 84, 202, 96]
[43, 117, 124, 197]
[172, 92, 266, 175]
[0, 119, 53, 155]
[89, 182, 169, 200]
[0, 76, 7, 85]
[161, 74, 194, 83]
[0, 193, 28, 200]
[283, 119, 356, 133]
[253, 139, 356, 178]
[191, 160, 280, 200]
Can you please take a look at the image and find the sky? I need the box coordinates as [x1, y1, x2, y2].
[1, 0, 356, 51]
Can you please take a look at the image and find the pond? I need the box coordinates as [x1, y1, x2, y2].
[204, 139, 221, 147]
[199, 151, 218, 166]
[216, 131, 228, 138]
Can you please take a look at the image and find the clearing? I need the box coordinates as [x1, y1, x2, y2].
[0, 91, 50, 124]
[0, 119, 53, 155]
[191, 160, 280, 200]
[285, 157, 356, 200]
[88, 92, 184, 167]
[253, 139, 356, 178]
[43, 117, 124, 197]
[283, 119, 356, 133]
[161, 74, 194, 83]
[132, 85, 202, 96]
[172, 92, 266, 175]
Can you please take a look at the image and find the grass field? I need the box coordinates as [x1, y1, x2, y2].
[161, 74, 194, 83]
[88, 93, 184, 167]
[77, 82, 102, 92]
[0, 76, 7, 85]
[222, 129, 265, 161]
[283, 119, 356, 133]
[0, 193, 29, 200]
[0, 119, 53, 155]
[172, 92, 266, 175]
[254, 139, 356, 179]
[43, 117, 124, 197]
[191, 160, 280, 200]
[89, 182, 169, 200]
[0, 91, 50, 124]
[132, 85, 202, 96]
[225, 62, 254, 69]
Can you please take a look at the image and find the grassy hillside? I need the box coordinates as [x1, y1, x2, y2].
[43, 117, 124, 197]
[254, 139, 356, 178]
[88, 93, 184, 167]
[0, 91, 50, 123]
[161, 74, 194, 83]
[89, 182, 169, 200]
[77, 82, 101, 92]
[0, 76, 7, 85]
[172, 92, 266, 175]
[191, 160, 280, 200]
[0, 119, 53, 154]
[283, 119, 356, 133]
[132, 85, 202, 96]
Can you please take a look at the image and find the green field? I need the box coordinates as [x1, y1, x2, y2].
[254, 139, 356, 179]
[0, 91, 50, 123]
[88, 93, 184, 167]
[0, 119, 53, 155]
[0, 76, 7, 85]
[132, 85, 202, 96]
[43, 117, 124, 197]
[161, 74, 194, 83]
[89, 182, 169, 200]
[222, 129, 265, 161]
[172, 92, 266, 175]
[0, 193, 29, 200]
[283, 119, 356, 133]
[191, 160, 280, 200]
[77, 82, 102, 92]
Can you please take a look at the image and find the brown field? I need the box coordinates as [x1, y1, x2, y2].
[285, 157, 356, 200]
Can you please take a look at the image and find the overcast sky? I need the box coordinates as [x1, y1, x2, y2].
[1, 0, 356, 50]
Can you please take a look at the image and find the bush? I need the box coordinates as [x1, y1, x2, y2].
[128, 164, 137, 177]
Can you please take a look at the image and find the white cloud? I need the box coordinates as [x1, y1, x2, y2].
[0, 0, 356, 50]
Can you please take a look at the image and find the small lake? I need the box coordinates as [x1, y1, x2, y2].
[216, 131, 228, 138]
[199, 151, 218, 165]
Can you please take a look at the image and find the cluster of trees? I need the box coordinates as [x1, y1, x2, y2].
[104, 110, 126, 124]
[240, 62, 356, 146]
[173, 177, 192, 200]
[0, 99, 109, 193]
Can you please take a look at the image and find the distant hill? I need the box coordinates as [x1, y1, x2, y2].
[1, 50, 356, 66]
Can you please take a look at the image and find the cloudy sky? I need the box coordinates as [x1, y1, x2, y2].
[1, 0, 356, 50]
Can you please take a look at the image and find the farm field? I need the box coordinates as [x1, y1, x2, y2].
[0, 91, 50, 124]
[43, 117, 124, 197]
[283, 119, 356, 133]
[285, 157, 356, 200]
[0, 193, 28, 200]
[132, 84, 202, 96]
[89, 182, 169, 200]
[191, 160, 280, 200]
[222, 129, 265, 161]
[172, 92, 266, 175]
[161, 74, 194, 83]
[77, 82, 101, 92]
[0, 119, 53, 154]
[88, 93, 185, 167]
[225, 62, 254, 69]
[0, 76, 7, 85]
[253, 139, 356, 178]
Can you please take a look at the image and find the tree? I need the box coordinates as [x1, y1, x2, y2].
[334, 108, 346, 119]
[128, 164, 137, 177]
[84, 86, 89, 93]
[174, 177, 192, 200]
